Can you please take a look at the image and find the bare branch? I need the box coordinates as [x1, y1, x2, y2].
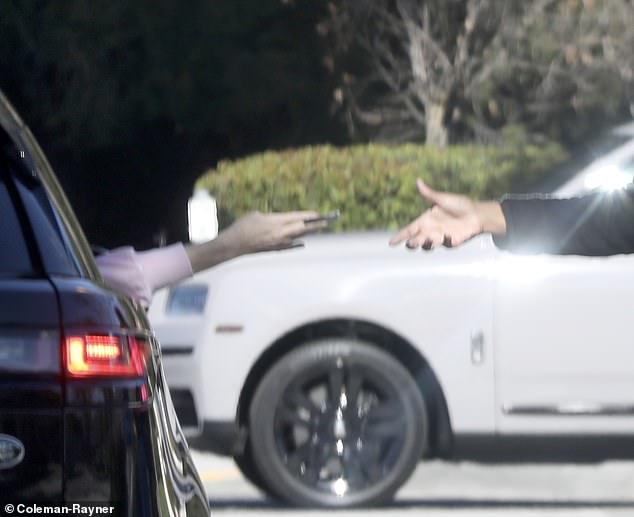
[323, 0, 633, 144]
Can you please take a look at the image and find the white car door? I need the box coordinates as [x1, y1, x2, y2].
[495, 132, 634, 434]
[494, 251, 634, 434]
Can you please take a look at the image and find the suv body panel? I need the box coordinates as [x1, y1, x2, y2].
[0, 91, 209, 515]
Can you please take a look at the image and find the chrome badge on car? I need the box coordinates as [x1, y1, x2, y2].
[0, 434, 25, 469]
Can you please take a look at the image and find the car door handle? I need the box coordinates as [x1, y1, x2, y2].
[471, 331, 485, 365]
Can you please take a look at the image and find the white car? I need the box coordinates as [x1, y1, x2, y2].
[149, 123, 634, 507]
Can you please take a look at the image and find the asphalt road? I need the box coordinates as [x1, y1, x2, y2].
[191, 450, 634, 517]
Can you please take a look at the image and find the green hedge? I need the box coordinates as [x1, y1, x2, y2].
[195, 142, 567, 231]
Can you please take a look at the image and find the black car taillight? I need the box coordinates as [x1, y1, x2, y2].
[64, 334, 147, 378]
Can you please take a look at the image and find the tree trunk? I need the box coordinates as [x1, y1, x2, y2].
[425, 102, 449, 148]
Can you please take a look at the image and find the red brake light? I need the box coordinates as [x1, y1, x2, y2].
[65, 334, 146, 377]
[85, 335, 121, 360]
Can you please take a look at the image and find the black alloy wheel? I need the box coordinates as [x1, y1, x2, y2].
[248, 339, 427, 507]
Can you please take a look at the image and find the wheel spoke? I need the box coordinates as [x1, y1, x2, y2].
[328, 364, 344, 405]
[345, 367, 363, 406]
[285, 389, 320, 417]
[364, 418, 404, 438]
[343, 449, 367, 488]
[382, 434, 405, 471]
[286, 441, 311, 473]
[358, 442, 384, 482]
[344, 440, 384, 488]
[277, 405, 311, 428]
[364, 400, 405, 439]
[366, 400, 402, 421]
[305, 441, 331, 484]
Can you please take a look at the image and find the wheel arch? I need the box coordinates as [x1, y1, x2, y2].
[236, 318, 453, 458]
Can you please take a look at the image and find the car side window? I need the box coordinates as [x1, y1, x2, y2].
[1, 128, 82, 276]
[15, 126, 101, 280]
[14, 175, 79, 276]
[0, 161, 33, 275]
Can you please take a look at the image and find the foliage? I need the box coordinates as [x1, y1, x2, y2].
[196, 140, 567, 230]
[321, 0, 634, 147]
[0, 0, 340, 247]
[0, 0, 336, 152]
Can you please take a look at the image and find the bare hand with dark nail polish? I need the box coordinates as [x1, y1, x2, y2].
[390, 179, 506, 251]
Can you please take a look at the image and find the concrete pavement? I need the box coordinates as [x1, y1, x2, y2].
[191, 449, 634, 516]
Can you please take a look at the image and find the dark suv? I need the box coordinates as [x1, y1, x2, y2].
[0, 92, 209, 516]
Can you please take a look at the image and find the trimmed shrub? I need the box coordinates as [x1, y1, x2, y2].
[195, 142, 567, 231]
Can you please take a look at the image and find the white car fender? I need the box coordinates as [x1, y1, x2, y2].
[195, 235, 498, 432]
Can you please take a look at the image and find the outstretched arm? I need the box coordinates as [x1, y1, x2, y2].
[391, 179, 634, 256]
[185, 210, 326, 272]
[98, 210, 327, 307]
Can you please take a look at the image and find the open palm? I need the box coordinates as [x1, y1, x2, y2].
[390, 180, 483, 250]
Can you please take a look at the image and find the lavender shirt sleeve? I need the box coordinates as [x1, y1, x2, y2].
[136, 243, 193, 292]
[95, 243, 193, 308]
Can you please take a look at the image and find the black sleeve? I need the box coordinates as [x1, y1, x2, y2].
[492, 184, 634, 256]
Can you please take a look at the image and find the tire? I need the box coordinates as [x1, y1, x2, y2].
[233, 442, 279, 499]
[248, 338, 427, 507]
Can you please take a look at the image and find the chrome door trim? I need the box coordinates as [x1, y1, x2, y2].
[503, 403, 634, 416]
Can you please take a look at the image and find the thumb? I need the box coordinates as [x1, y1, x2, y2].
[416, 179, 441, 205]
